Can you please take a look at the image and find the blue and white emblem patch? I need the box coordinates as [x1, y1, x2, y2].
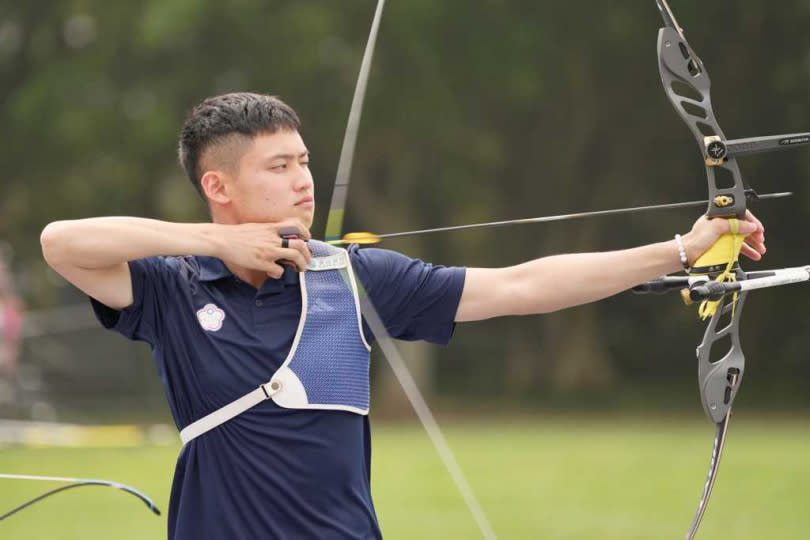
[197, 303, 225, 331]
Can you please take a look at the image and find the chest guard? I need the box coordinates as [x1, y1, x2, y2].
[269, 240, 371, 414]
[179, 241, 370, 445]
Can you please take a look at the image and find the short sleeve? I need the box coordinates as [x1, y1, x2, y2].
[349, 246, 466, 345]
[89, 257, 180, 345]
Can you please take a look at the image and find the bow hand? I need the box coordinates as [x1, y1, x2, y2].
[681, 211, 765, 269]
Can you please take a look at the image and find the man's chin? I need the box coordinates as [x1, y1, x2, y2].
[295, 208, 315, 227]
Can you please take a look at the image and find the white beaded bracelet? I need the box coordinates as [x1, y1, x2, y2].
[674, 234, 690, 271]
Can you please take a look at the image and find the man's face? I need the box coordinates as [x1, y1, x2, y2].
[227, 130, 315, 228]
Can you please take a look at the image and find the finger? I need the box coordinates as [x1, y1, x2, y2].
[744, 209, 765, 232]
[276, 237, 311, 265]
[709, 216, 733, 234]
[740, 243, 763, 261]
[733, 219, 759, 235]
[265, 263, 285, 279]
[285, 238, 312, 264]
[277, 247, 310, 272]
[743, 236, 766, 255]
[747, 230, 766, 247]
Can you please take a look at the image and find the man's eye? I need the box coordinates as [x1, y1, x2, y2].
[271, 163, 286, 170]
[300, 161, 310, 168]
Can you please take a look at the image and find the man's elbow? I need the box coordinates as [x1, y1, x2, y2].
[40, 221, 73, 269]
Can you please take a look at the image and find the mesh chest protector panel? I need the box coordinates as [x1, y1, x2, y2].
[270, 241, 371, 414]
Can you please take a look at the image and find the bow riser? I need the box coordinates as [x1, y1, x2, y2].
[657, 27, 747, 221]
[657, 26, 749, 275]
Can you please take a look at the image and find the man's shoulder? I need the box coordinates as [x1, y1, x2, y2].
[346, 245, 408, 267]
[133, 255, 206, 278]
[346, 245, 465, 290]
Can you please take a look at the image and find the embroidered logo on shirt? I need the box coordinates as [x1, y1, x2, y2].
[197, 303, 225, 331]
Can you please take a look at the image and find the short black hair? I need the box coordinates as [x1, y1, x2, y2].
[178, 92, 301, 198]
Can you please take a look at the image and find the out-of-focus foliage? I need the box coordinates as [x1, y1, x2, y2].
[1, 1, 809, 403]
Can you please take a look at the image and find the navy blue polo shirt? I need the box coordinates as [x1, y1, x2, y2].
[90, 245, 465, 540]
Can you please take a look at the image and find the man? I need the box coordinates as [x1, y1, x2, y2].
[40, 93, 765, 539]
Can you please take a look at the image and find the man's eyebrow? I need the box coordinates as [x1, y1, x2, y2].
[267, 151, 310, 161]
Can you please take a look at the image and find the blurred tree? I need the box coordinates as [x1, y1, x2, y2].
[0, 0, 808, 406]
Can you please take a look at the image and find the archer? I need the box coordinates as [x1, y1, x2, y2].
[40, 93, 765, 539]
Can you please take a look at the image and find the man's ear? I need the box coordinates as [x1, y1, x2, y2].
[200, 171, 230, 205]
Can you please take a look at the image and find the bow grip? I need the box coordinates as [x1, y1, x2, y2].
[689, 223, 747, 276]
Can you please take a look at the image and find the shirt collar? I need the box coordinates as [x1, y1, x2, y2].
[197, 256, 232, 282]
[196, 256, 300, 292]
[260, 266, 299, 294]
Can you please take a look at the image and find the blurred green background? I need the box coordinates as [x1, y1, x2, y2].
[2, 419, 810, 539]
[0, 0, 809, 538]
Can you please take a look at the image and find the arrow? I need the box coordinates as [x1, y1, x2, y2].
[329, 191, 792, 245]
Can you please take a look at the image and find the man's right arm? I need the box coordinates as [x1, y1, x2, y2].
[40, 217, 312, 309]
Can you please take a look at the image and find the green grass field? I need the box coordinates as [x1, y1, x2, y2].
[1, 416, 808, 539]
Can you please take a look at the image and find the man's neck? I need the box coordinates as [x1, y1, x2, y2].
[226, 263, 270, 289]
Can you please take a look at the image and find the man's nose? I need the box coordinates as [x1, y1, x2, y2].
[293, 167, 313, 189]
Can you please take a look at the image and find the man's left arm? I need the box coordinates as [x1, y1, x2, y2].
[456, 213, 766, 322]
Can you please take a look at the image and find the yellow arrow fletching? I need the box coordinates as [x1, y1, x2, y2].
[330, 232, 382, 245]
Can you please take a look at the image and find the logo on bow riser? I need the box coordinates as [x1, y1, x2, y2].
[197, 303, 225, 331]
[779, 136, 809, 146]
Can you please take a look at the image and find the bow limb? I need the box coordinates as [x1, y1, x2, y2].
[324, 0, 385, 243]
[0, 473, 160, 521]
[684, 415, 730, 540]
[685, 290, 747, 540]
[322, 2, 496, 539]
